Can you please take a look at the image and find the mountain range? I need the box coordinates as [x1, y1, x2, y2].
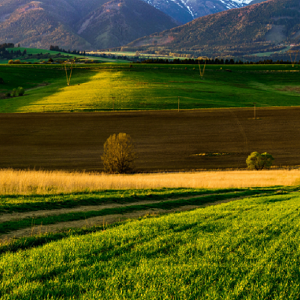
[126, 0, 300, 56]
[0, 0, 179, 50]
[141, 0, 259, 24]
[0, 0, 298, 55]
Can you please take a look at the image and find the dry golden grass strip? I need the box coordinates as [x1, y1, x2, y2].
[0, 169, 299, 195]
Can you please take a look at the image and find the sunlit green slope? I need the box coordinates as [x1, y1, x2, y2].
[0, 64, 300, 112]
[1, 190, 300, 299]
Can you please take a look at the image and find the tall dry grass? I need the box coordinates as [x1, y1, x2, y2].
[0, 169, 300, 195]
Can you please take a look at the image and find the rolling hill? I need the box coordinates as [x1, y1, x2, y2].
[0, 0, 179, 50]
[125, 0, 300, 56]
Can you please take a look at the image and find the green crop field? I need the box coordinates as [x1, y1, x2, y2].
[0, 63, 299, 113]
[0, 47, 126, 64]
[1, 186, 300, 299]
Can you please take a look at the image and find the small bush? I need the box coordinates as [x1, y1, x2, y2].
[8, 60, 23, 65]
[246, 152, 274, 170]
[5, 92, 10, 97]
[11, 88, 17, 97]
[17, 87, 25, 96]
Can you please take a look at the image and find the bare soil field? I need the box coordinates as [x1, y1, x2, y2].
[0, 107, 299, 171]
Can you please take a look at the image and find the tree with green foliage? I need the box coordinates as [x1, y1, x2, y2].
[246, 152, 274, 170]
[101, 133, 137, 174]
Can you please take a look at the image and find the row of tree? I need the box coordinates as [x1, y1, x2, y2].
[0, 43, 14, 51]
[139, 58, 299, 65]
[49, 45, 86, 56]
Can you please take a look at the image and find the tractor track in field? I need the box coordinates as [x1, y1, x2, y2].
[0, 193, 253, 240]
[0, 193, 223, 223]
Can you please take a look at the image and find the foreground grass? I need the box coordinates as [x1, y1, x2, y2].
[1, 190, 300, 299]
[0, 169, 299, 195]
[0, 64, 300, 112]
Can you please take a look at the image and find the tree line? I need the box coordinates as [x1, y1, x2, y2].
[139, 58, 300, 65]
[49, 45, 86, 56]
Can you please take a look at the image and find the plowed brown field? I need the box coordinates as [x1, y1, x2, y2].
[0, 107, 299, 171]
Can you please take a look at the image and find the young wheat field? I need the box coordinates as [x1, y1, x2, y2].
[1, 187, 300, 299]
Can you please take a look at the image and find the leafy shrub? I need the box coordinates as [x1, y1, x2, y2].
[101, 133, 137, 174]
[17, 87, 25, 96]
[246, 152, 274, 170]
[11, 88, 17, 97]
[5, 92, 10, 97]
[8, 60, 22, 64]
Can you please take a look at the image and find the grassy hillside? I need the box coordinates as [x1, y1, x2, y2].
[0, 47, 124, 64]
[1, 187, 300, 299]
[0, 63, 300, 112]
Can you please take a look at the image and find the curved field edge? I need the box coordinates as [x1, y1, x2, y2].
[1, 64, 300, 112]
[1, 190, 300, 299]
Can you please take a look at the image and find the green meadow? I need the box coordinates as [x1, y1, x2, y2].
[1, 187, 300, 299]
[0, 47, 125, 64]
[0, 63, 299, 112]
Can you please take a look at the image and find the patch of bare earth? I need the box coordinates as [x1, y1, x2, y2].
[277, 86, 300, 93]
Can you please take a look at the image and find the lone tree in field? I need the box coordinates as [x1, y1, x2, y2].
[101, 133, 137, 174]
[246, 152, 274, 170]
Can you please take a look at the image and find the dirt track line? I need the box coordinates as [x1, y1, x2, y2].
[0, 193, 226, 223]
[0, 195, 250, 240]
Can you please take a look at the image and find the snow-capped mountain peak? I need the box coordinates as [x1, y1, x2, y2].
[142, 0, 263, 23]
